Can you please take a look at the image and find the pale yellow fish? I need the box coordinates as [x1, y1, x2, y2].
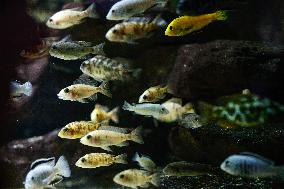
[132, 152, 157, 172]
[75, 153, 127, 168]
[46, 3, 99, 29]
[113, 169, 160, 189]
[90, 104, 119, 124]
[139, 85, 169, 103]
[154, 98, 195, 122]
[58, 121, 106, 139]
[57, 82, 111, 103]
[80, 126, 143, 152]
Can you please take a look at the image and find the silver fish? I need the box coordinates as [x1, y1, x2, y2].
[106, 0, 167, 20]
[10, 81, 32, 98]
[221, 152, 284, 179]
[49, 37, 105, 60]
[24, 156, 71, 189]
[132, 152, 157, 172]
[122, 101, 169, 117]
[46, 3, 99, 29]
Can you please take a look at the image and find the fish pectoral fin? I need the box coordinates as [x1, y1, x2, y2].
[116, 141, 129, 147]
[87, 94, 98, 102]
[140, 183, 150, 188]
[127, 40, 139, 45]
[47, 175, 63, 186]
[101, 146, 112, 152]
[217, 120, 236, 129]
[78, 99, 89, 103]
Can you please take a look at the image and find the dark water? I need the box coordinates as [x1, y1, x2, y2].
[1, 0, 284, 188]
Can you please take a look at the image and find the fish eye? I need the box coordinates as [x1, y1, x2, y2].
[113, 30, 117, 34]
[64, 88, 69, 93]
[143, 95, 147, 100]
[225, 160, 230, 165]
[63, 128, 69, 132]
[49, 19, 53, 22]
[169, 26, 173, 31]
[119, 174, 124, 179]
[52, 46, 57, 50]
[31, 176, 35, 180]
[112, 10, 115, 13]
[81, 158, 86, 162]
[87, 135, 92, 139]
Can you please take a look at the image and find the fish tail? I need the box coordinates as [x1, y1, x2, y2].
[92, 42, 105, 56]
[109, 106, 119, 123]
[152, 14, 167, 27]
[183, 103, 195, 113]
[22, 82, 33, 96]
[99, 82, 112, 98]
[198, 101, 214, 120]
[54, 156, 71, 177]
[132, 68, 142, 79]
[215, 10, 228, 21]
[150, 173, 160, 187]
[132, 152, 141, 163]
[130, 126, 144, 144]
[115, 153, 128, 164]
[86, 3, 99, 19]
[122, 101, 133, 111]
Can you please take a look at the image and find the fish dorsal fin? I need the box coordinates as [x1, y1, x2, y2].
[73, 74, 99, 86]
[165, 98, 182, 105]
[76, 41, 92, 47]
[95, 104, 109, 112]
[98, 126, 130, 134]
[239, 152, 274, 165]
[30, 157, 55, 170]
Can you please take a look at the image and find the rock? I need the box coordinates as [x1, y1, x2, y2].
[168, 40, 284, 101]
[168, 125, 284, 164]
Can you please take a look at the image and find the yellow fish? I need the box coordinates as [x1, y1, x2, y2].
[154, 98, 194, 123]
[57, 82, 112, 103]
[75, 153, 127, 168]
[113, 169, 160, 189]
[80, 126, 143, 152]
[58, 121, 106, 139]
[138, 85, 170, 103]
[90, 104, 119, 124]
[165, 11, 227, 36]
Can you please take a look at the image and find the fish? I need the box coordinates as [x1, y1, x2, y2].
[58, 121, 107, 139]
[122, 101, 169, 117]
[105, 16, 167, 44]
[75, 153, 127, 168]
[178, 113, 208, 129]
[139, 85, 170, 103]
[197, 93, 284, 128]
[57, 75, 112, 103]
[106, 0, 167, 20]
[80, 55, 141, 82]
[80, 126, 144, 152]
[49, 36, 105, 60]
[46, 3, 99, 29]
[90, 104, 119, 124]
[113, 169, 160, 189]
[153, 98, 194, 123]
[165, 10, 227, 36]
[20, 37, 59, 59]
[24, 156, 71, 189]
[176, 0, 189, 15]
[163, 161, 212, 177]
[132, 152, 157, 172]
[221, 152, 284, 179]
[10, 81, 33, 98]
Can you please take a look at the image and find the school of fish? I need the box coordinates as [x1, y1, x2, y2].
[19, 0, 284, 188]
